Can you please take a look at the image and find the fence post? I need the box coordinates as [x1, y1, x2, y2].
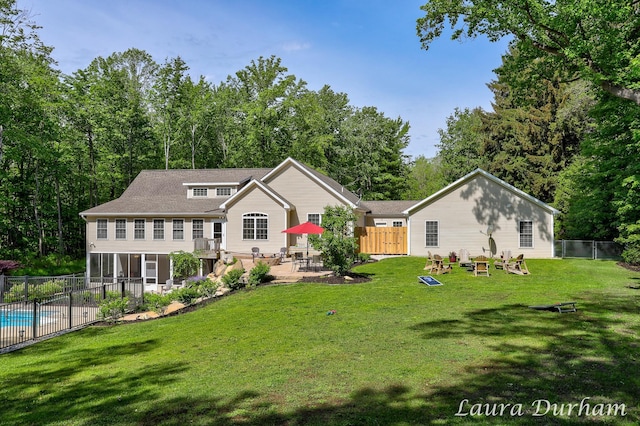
[32, 299, 38, 340]
[24, 276, 29, 301]
[121, 280, 126, 299]
[68, 292, 73, 329]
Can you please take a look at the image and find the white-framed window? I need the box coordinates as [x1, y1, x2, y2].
[97, 219, 108, 240]
[115, 219, 127, 240]
[173, 219, 184, 240]
[375, 222, 387, 227]
[243, 213, 268, 240]
[134, 219, 145, 240]
[216, 187, 232, 197]
[153, 219, 165, 240]
[519, 220, 533, 248]
[308, 213, 321, 226]
[192, 219, 204, 239]
[425, 221, 439, 247]
[193, 187, 208, 197]
[393, 221, 403, 227]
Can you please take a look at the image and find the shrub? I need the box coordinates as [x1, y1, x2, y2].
[2, 279, 64, 303]
[308, 205, 358, 276]
[357, 253, 372, 263]
[197, 278, 219, 298]
[173, 286, 200, 305]
[98, 291, 129, 322]
[222, 268, 245, 291]
[621, 244, 640, 265]
[140, 293, 172, 314]
[248, 261, 271, 286]
[30, 279, 64, 302]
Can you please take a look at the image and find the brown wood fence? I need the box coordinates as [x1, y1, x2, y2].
[355, 226, 407, 255]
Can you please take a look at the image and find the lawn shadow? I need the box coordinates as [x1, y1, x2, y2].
[407, 296, 639, 423]
[0, 337, 189, 425]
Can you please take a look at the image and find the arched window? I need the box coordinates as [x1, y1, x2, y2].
[243, 213, 268, 240]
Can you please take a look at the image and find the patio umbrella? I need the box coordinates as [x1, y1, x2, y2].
[282, 221, 324, 257]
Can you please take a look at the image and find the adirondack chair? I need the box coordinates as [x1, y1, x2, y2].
[505, 254, 530, 275]
[458, 249, 472, 268]
[474, 255, 490, 277]
[424, 251, 434, 271]
[496, 250, 512, 271]
[432, 254, 452, 275]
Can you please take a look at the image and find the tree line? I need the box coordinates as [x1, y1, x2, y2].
[0, 1, 410, 262]
[3, 0, 640, 265]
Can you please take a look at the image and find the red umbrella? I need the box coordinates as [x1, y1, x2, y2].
[282, 221, 324, 257]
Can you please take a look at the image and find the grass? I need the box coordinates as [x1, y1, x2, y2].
[1, 257, 639, 425]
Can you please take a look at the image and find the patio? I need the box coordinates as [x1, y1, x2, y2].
[236, 254, 331, 283]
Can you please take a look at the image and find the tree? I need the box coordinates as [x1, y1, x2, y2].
[417, 0, 640, 105]
[436, 107, 487, 183]
[169, 250, 200, 280]
[308, 206, 358, 276]
[152, 56, 190, 169]
[403, 155, 446, 200]
[328, 106, 410, 200]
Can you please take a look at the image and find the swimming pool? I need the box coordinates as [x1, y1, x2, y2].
[0, 310, 53, 328]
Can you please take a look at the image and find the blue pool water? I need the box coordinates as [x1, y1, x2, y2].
[0, 310, 51, 328]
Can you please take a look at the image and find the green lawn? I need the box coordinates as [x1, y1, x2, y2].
[1, 258, 639, 425]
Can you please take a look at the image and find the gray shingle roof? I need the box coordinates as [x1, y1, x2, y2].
[361, 200, 419, 216]
[81, 168, 271, 216]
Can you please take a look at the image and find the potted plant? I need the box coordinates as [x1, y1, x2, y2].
[449, 251, 457, 262]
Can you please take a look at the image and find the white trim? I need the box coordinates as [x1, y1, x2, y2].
[182, 182, 240, 186]
[96, 218, 108, 240]
[172, 218, 185, 241]
[518, 219, 534, 249]
[220, 179, 291, 210]
[152, 218, 165, 241]
[403, 169, 560, 215]
[425, 220, 439, 248]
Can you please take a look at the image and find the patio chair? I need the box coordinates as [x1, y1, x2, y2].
[505, 254, 530, 275]
[432, 254, 452, 275]
[292, 251, 304, 271]
[311, 254, 323, 272]
[424, 251, 434, 271]
[161, 279, 173, 294]
[279, 247, 287, 261]
[251, 247, 260, 260]
[474, 255, 490, 277]
[496, 250, 512, 271]
[458, 249, 472, 268]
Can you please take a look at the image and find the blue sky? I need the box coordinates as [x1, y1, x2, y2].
[24, 0, 510, 159]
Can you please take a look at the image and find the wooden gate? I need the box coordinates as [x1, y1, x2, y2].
[355, 226, 407, 255]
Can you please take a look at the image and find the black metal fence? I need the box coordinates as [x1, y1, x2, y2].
[555, 240, 623, 260]
[0, 276, 143, 352]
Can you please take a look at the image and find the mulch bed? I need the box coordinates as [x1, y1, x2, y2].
[618, 261, 640, 272]
[297, 272, 371, 284]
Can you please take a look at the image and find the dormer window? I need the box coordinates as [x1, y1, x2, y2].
[193, 188, 208, 197]
[216, 187, 232, 197]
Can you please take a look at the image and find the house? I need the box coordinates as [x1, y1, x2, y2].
[80, 159, 558, 288]
[402, 168, 559, 258]
[80, 158, 367, 289]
